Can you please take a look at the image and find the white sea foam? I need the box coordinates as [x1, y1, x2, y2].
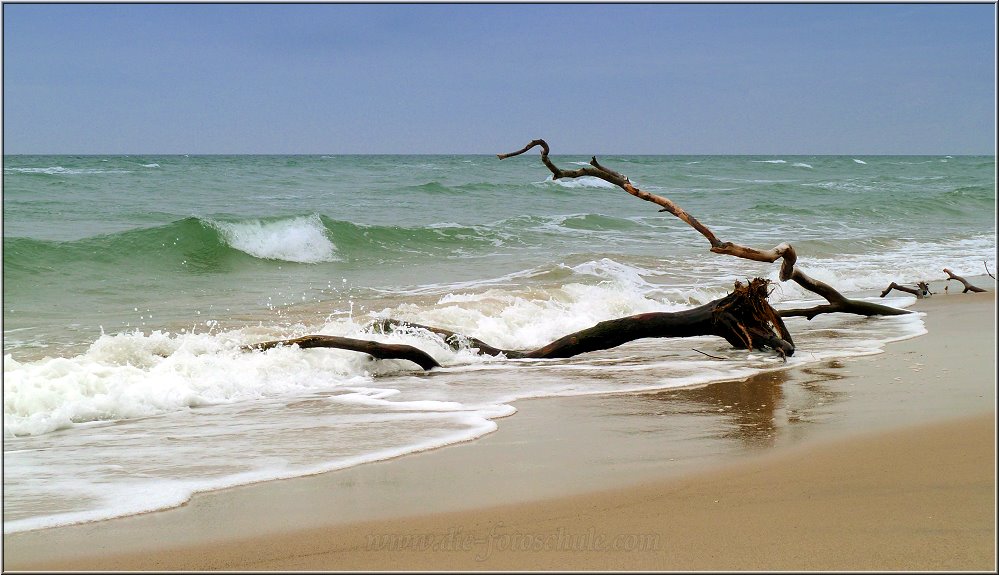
[801, 180, 877, 193]
[140, 163, 160, 168]
[540, 175, 618, 189]
[3, 329, 371, 437]
[208, 214, 339, 263]
[853, 159, 868, 164]
[752, 159, 786, 164]
[3, 255, 871, 437]
[792, 162, 813, 169]
[568, 257, 670, 289]
[381, 266, 551, 297]
[687, 174, 798, 184]
[2, 405, 507, 534]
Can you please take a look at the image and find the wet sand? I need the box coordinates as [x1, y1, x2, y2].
[4, 285, 995, 571]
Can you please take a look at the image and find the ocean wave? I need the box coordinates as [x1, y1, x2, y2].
[2, 328, 376, 437]
[3, 214, 606, 277]
[538, 175, 618, 189]
[801, 180, 878, 193]
[549, 213, 648, 233]
[748, 201, 819, 217]
[3, 166, 132, 175]
[2, 215, 342, 277]
[405, 181, 462, 195]
[206, 214, 339, 263]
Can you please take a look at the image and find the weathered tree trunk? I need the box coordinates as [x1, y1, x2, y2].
[245, 279, 795, 370]
[385, 278, 792, 358]
[498, 139, 911, 320]
[531, 278, 794, 359]
[943, 268, 987, 293]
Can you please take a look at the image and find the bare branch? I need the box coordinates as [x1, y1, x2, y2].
[496, 139, 549, 160]
[243, 335, 441, 370]
[944, 268, 987, 293]
[499, 139, 909, 318]
[880, 281, 931, 299]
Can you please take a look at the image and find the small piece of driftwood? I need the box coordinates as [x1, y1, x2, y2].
[943, 268, 987, 293]
[880, 281, 931, 299]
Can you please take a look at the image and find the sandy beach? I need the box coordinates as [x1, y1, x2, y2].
[4, 283, 995, 571]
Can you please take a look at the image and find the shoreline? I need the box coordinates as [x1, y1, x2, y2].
[4, 285, 995, 570]
[29, 413, 991, 571]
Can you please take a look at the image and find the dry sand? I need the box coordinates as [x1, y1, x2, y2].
[4, 285, 995, 571]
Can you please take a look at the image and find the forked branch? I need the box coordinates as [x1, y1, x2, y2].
[499, 139, 909, 318]
[880, 281, 931, 299]
[944, 268, 987, 293]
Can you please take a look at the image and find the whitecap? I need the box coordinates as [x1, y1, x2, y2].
[208, 214, 340, 263]
[539, 175, 617, 189]
[4, 166, 132, 175]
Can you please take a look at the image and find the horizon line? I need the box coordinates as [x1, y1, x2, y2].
[3, 152, 994, 157]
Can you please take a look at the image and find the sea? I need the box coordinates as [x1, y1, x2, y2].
[3, 153, 995, 534]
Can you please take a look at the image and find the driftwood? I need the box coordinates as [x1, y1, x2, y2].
[242, 335, 441, 370]
[498, 139, 909, 321]
[375, 278, 794, 360]
[943, 268, 987, 293]
[246, 279, 794, 370]
[880, 281, 931, 299]
[244, 139, 913, 369]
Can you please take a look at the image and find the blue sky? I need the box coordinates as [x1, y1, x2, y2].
[2, 3, 995, 154]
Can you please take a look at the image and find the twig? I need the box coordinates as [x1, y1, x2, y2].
[692, 348, 726, 360]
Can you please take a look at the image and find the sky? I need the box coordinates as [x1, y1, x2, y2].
[2, 3, 995, 155]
